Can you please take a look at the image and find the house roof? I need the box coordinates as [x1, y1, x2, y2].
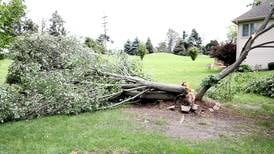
[233, 0, 274, 24]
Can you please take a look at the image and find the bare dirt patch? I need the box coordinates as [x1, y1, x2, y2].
[123, 101, 265, 140]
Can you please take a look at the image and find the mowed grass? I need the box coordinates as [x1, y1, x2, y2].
[0, 110, 194, 154]
[143, 53, 217, 88]
[0, 55, 274, 153]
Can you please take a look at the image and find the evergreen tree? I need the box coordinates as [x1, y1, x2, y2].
[124, 40, 132, 54]
[173, 40, 188, 55]
[173, 31, 191, 56]
[48, 11, 66, 36]
[130, 37, 140, 55]
[188, 29, 202, 48]
[145, 37, 154, 53]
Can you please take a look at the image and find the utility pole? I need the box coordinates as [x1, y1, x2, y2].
[102, 15, 108, 53]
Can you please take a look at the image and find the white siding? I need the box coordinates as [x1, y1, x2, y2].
[237, 20, 274, 69]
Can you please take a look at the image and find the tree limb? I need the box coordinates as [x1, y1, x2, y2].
[98, 89, 150, 110]
[251, 41, 274, 50]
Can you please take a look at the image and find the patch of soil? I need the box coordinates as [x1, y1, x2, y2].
[123, 101, 266, 140]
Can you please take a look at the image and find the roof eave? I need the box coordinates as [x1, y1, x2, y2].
[233, 16, 274, 24]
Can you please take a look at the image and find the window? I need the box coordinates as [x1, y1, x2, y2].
[242, 23, 256, 37]
[242, 24, 249, 37]
[250, 23, 255, 34]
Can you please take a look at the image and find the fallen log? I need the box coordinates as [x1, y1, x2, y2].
[95, 71, 190, 109]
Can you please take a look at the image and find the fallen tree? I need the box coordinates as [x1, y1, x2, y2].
[1, 1, 273, 123]
[0, 34, 191, 122]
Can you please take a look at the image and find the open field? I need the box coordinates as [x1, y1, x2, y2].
[0, 54, 273, 153]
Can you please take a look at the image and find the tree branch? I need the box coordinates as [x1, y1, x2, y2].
[251, 41, 274, 50]
[98, 89, 150, 110]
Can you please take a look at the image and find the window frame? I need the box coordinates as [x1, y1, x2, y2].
[242, 24, 250, 37]
[242, 23, 256, 37]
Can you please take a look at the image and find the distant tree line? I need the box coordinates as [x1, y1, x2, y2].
[153, 28, 203, 56]
[122, 37, 153, 60]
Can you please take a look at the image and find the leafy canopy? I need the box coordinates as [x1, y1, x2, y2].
[0, 0, 25, 49]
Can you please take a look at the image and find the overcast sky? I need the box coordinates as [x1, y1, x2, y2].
[25, 0, 253, 49]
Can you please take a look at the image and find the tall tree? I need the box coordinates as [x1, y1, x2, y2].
[124, 40, 132, 55]
[157, 41, 168, 52]
[188, 29, 202, 48]
[84, 37, 104, 53]
[145, 38, 154, 53]
[166, 28, 179, 52]
[14, 18, 39, 35]
[173, 40, 187, 55]
[48, 11, 66, 36]
[0, 0, 25, 49]
[130, 37, 140, 55]
[205, 40, 219, 55]
[173, 30, 192, 55]
[227, 24, 237, 43]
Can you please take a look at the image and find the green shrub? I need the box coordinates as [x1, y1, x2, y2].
[268, 62, 274, 70]
[188, 47, 199, 61]
[138, 43, 147, 60]
[207, 73, 255, 101]
[209, 42, 236, 66]
[236, 64, 253, 72]
[245, 75, 274, 98]
[0, 34, 143, 123]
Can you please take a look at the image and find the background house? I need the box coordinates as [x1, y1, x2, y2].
[233, 0, 274, 70]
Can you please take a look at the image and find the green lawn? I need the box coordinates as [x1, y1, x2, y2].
[0, 55, 273, 153]
[143, 53, 217, 88]
[0, 59, 12, 84]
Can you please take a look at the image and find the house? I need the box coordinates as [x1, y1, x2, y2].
[233, 0, 274, 70]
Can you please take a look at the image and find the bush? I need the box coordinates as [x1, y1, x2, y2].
[0, 34, 143, 123]
[245, 75, 274, 98]
[207, 73, 255, 101]
[268, 62, 274, 70]
[236, 64, 253, 72]
[188, 47, 199, 61]
[210, 42, 236, 66]
[138, 43, 147, 60]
